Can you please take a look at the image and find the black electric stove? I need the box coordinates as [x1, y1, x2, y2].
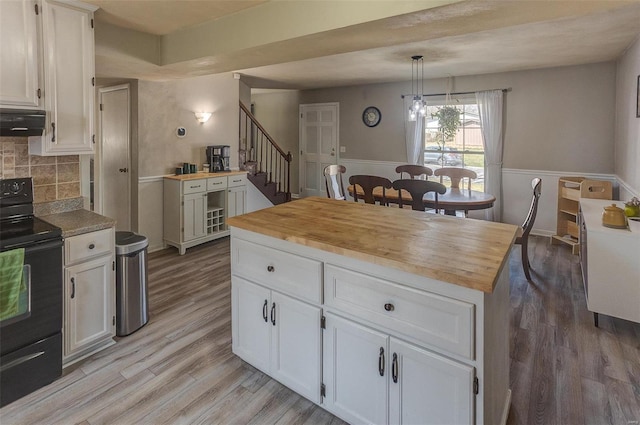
[0, 177, 63, 407]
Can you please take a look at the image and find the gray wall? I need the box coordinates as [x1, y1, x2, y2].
[252, 90, 302, 193]
[295, 62, 616, 174]
[615, 36, 640, 199]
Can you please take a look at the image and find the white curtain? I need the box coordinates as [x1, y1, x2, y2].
[476, 90, 504, 222]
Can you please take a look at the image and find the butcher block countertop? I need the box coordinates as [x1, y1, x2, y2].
[227, 197, 518, 293]
[164, 170, 247, 181]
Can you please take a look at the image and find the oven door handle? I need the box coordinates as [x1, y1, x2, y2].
[0, 351, 45, 373]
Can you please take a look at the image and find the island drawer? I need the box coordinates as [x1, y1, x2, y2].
[232, 239, 322, 304]
[324, 264, 475, 359]
[65, 228, 114, 265]
[182, 179, 207, 195]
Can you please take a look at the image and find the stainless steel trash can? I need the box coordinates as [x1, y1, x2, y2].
[115, 231, 149, 336]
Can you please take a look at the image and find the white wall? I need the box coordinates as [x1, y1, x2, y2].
[615, 36, 640, 200]
[136, 73, 240, 250]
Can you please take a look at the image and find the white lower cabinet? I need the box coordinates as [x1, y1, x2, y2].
[230, 229, 511, 425]
[183, 192, 207, 242]
[323, 313, 474, 425]
[389, 338, 474, 425]
[64, 256, 114, 355]
[63, 227, 115, 366]
[323, 313, 389, 424]
[232, 277, 321, 404]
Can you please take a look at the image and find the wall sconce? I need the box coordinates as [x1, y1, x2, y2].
[194, 112, 212, 123]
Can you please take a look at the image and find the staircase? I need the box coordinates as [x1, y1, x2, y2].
[239, 101, 292, 205]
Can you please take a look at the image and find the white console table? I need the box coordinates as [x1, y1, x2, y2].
[579, 198, 640, 326]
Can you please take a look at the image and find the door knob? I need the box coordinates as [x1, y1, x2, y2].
[119, 168, 128, 173]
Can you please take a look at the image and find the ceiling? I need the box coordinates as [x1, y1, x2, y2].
[89, 0, 640, 89]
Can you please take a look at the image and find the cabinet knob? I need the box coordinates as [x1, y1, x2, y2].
[384, 303, 394, 312]
[267, 265, 275, 272]
[88, 243, 95, 249]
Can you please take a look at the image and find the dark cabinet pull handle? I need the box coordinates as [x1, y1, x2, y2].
[267, 265, 274, 272]
[88, 243, 95, 249]
[51, 122, 56, 143]
[262, 300, 268, 322]
[119, 168, 128, 173]
[70, 277, 75, 299]
[378, 347, 385, 376]
[270, 302, 276, 325]
[392, 353, 398, 383]
[384, 303, 394, 312]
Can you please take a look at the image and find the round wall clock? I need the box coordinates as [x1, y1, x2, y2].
[362, 106, 381, 127]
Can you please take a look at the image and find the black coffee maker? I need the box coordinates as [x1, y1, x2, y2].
[206, 145, 230, 173]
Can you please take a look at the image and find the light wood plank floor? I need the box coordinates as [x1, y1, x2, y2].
[1, 235, 639, 424]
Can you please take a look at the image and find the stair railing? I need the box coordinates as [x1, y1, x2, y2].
[239, 101, 291, 201]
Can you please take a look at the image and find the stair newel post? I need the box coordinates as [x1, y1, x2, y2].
[287, 151, 291, 200]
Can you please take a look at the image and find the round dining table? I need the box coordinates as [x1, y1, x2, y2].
[348, 185, 495, 216]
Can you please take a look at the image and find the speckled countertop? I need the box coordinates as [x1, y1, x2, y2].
[40, 209, 116, 238]
[35, 197, 116, 237]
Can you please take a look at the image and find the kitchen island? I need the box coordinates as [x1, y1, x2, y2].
[227, 197, 518, 425]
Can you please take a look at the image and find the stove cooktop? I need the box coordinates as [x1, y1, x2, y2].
[0, 216, 62, 250]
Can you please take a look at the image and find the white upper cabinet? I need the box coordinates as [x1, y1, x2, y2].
[0, 0, 42, 108]
[28, 0, 98, 155]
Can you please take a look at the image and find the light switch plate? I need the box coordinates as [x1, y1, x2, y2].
[340, 146, 346, 153]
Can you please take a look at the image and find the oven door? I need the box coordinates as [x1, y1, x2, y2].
[1, 237, 63, 355]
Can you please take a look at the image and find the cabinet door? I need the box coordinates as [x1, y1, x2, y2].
[0, 0, 41, 108]
[389, 338, 474, 425]
[231, 277, 271, 373]
[183, 192, 206, 241]
[270, 291, 321, 404]
[323, 312, 389, 425]
[65, 255, 114, 356]
[227, 185, 246, 218]
[38, 0, 94, 154]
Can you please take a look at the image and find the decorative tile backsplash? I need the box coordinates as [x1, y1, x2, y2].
[0, 137, 80, 203]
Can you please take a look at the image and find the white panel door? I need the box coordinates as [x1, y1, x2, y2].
[99, 85, 130, 230]
[231, 277, 271, 373]
[0, 0, 41, 108]
[299, 103, 339, 198]
[323, 312, 389, 425]
[65, 255, 113, 356]
[270, 291, 322, 404]
[183, 193, 206, 241]
[389, 338, 474, 425]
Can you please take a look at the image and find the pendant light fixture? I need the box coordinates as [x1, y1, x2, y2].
[408, 55, 427, 121]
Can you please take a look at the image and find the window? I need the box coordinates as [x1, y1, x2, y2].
[423, 100, 484, 191]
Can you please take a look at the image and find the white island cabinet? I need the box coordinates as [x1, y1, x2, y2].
[228, 197, 517, 425]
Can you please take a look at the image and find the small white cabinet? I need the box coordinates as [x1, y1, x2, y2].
[0, 0, 41, 108]
[63, 227, 115, 366]
[27, 0, 97, 156]
[323, 310, 474, 425]
[164, 173, 247, 255]
[232, 278, 322, 403]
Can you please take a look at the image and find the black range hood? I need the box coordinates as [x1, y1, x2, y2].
[0, 109, 46, 137]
